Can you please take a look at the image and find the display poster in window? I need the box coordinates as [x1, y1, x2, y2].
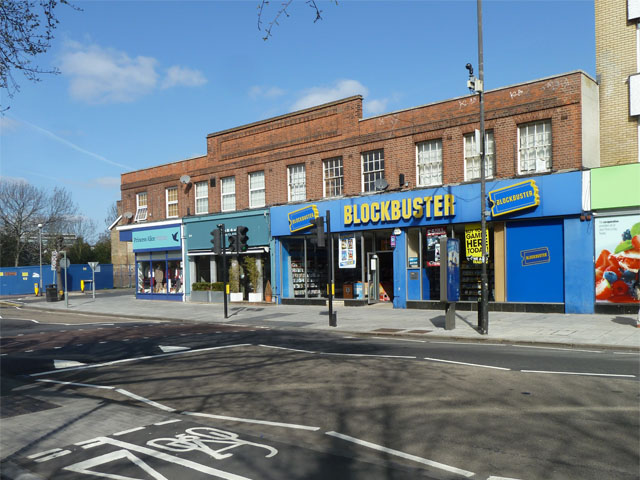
[426, 227, 447, 266]
[339, 234, 357, 269]
[594, 215, 640, 304]
[464, 224, 489, 264]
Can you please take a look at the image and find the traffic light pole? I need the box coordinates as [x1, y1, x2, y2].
[218, 223, 228, 319]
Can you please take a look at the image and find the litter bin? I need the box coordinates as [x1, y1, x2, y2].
[45, 284, 59, 302]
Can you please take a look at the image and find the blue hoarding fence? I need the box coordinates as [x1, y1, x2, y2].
[0, 264, 114, 296]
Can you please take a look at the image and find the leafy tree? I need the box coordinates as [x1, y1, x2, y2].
[91, 234, 111, 265]
[66, 237, 92, 264]
[0, 178, 77, 266]
[0, 0, 77, 107]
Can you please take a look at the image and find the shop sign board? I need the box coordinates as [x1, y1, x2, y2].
[288, 205, 319, 233]
[521, 247, 550, 266]
[464, 224, 489, 264]
[488, 180, 539, 217]
[339, 234, 357, 269]
[594, 214, 640, 304]
[132, 226, 181, 252]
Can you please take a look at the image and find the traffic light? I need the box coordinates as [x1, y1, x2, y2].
[228, 234, 237, 253]
[210, 229, 221, 254]
[310, 216, 325, 247]
[237, 226, 249, 252]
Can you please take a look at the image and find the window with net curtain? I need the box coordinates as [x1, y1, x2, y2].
[416, 140, 443, 186]
[323, 157, 343, 197]
[195, 181, 208, 215]
[288, 164, 306, 201]
[362, 150, 384, 192]
[464, 130, 495, 181]
[518, 120, 551, 174]
[221, 176, 236, 212]
[249, 171, 265, 208]
[166, 187, 178, 218]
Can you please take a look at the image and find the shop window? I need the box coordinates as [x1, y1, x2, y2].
[459, 224, 494, 302]
[195, 181, 208, 215]
[323, 157, 343, 197]
[416, 140, 442, 186]
[288, 164, 306, 202]
[166, 187, 178, 218]
[249, 171, 265, 208]
[135, 192, 147, 222]
[221, 176, 236, 212]
[288, 238, 326, 298]
[518, 120, 551, 174]
[362, 150, 384, 192]
[464, 130, 494, 181]
[137, 259, 151, 293]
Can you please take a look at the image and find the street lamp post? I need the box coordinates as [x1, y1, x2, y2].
[38, 223, 43, 296]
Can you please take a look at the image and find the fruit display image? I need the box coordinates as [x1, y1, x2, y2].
[594, 217, 640, 303]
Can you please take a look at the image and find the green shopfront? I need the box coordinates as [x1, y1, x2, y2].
[270, 172, 595, 312]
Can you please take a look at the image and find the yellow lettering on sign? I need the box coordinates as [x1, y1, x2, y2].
[361, 203, 370, 223]
[424, 197, 433, 218]
[412, 197, 424, 218]
[444, 194, 455, 216]
[344, 205, 353, 225]
[381, 201, 391, 222]
[433, 195, 443, 217]
[391, 200, 401, 221]
[371, 202, 380, 222]
[401, 199, 412, 220]
[353, 204, 360, 225]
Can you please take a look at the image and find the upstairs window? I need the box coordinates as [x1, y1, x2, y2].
[518, 120, 551, 174]
[288, 164, 306, 202]
[323, 157, 343, 197]
[221, 176, 236, 212]
[166, 187, 178, 218]
[362, 149, 384, 192]
[464, 130, 495, 181]
[195, 181, 208, 215]
[416, 140, 443, 186]
[249, 171, 265, 208]
[134, 192, 147, 222]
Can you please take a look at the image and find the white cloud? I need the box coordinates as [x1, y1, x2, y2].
[364, 98, 389, 116]
[93, 177, 121, 188]
[60, 41, 207, 104]
[162, 66, 207, 89]
[249, 85, 286, 99]
[0, 116, 20, 134]
[292, 79, 368, 111]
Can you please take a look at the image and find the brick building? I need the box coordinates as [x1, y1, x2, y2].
[117, 71, 601, 312]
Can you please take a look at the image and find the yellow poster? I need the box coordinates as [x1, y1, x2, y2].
[464, 224, 489, 264]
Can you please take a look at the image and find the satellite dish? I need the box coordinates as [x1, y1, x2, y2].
[374, 178, 389, 191]
[180, 175, 191, 184]
[123, 211, 133, 219]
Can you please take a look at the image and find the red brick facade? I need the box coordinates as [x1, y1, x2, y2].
[119, 71, 595, 223]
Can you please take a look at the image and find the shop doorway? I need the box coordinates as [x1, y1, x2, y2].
[367, 253, 379, 304]
[364, 229, 394, 303]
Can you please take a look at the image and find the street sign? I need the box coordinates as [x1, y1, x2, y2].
[60, 258, 71, 269]
[88, 262, 99, 270]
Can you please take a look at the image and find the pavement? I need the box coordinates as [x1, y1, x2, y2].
[3, 289, 640, 351]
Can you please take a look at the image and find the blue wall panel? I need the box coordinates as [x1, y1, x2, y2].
[407, 270, 421, 300]
[563, 217, 595, 313]
[393, 232, 406, 308]
[506, 220, 564, 303]
[0, 265, 114, 295]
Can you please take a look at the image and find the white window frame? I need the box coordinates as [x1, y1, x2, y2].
[288, 164, 306, 202]
[416, 140, 443, 187]
[323, 157, 344, 197]
[464, 130, 495, 181]
[195, 181, 208, 215]
[166, 187, 178, 218]
[221, 176, 236, 212]
[362, 149, 384, 192]
[248, 171, 265, 208]
[134, 192, 147, 222]
[518, 120, 552, 174]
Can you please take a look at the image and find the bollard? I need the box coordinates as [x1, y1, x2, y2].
[34, 283, 39, 296]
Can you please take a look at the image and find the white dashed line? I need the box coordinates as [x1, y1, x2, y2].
[183, 411, 320, 431]
[520, 370, 635, 378]
[113, 426, 146, 436]
[424, 357, 511, 370]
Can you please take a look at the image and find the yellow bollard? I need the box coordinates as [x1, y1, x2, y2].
[34, 283, 39, 296]
[81, 280, 85, 293]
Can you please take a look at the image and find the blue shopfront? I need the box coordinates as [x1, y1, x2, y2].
[269, 171, 594, 313]
[118, 221, 185, 301]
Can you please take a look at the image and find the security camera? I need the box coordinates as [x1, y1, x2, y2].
[465, 63, 474, 75]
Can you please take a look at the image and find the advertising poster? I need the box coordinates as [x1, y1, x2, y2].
[439, 238, 460, 302]
[426, 227, 447, 266]
[464, 224, 489, 264]
[339, 234, 356, 269]
[594, 215, 640, 303]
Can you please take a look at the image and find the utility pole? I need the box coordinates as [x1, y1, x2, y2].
[217, 223, 228, 319]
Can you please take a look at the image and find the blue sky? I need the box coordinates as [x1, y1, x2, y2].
[0, 0, 595, 239]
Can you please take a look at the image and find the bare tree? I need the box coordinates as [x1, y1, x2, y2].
[0, 0, 78, 107]
[0, 178, 77, 266]
[258, 0, 337, 41]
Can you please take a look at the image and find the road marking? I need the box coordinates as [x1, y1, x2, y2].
[54, 360, 86, 369]
[321, 352, 417, 359]
[424, 357, 511, 370]
[113, 426, 146, 436]
[35, 450, 72, 463]
[159, 345, 191, 353]
[512, 345, 602, 353]
[28, 448, 63, 459]
[183, 411, 321, 431]
[613, 352, 639, 355]
[487, 476, 523, 480]
[325, 431, 475, 477]
[115, 388, 176, 412]
[37, 379, 115, 390]
[258, 344, 317, 354]
[382, 338, 426, 343]
[520, 370, 636, 378]
[154, 419, 181, 426]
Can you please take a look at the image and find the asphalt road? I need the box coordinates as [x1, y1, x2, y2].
[1, 307, 639, 480]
